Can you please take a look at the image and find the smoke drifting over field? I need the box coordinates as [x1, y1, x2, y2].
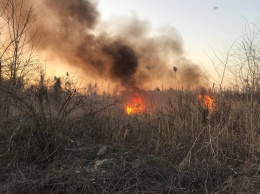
[1, 0, 207, 90]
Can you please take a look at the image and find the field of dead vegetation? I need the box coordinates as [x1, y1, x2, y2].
[0, 81, 259, 193]
[0, 1, 260, 193]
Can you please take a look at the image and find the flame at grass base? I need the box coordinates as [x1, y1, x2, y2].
[198, 94, 214, 113]
[125, 96, 145, 115]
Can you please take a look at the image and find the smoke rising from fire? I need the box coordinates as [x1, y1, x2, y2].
[1, 0, 207, 90]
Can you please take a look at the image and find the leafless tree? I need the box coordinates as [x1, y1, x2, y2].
[207, 21, 260, 100]
[0, 0, 41, 118]
[0, 0, 40, 89]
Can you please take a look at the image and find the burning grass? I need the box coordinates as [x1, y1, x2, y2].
[0, 82, 259, 193]
[198, 94, 214, 113]
[125, 95, 145, 115]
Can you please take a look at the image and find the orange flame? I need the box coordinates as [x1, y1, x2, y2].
[125, 96, 145, 115]
[198, 94, 214, 112]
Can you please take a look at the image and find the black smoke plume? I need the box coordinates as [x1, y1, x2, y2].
[1, 0, 207, 90]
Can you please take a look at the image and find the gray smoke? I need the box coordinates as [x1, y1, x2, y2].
[1, 0, 207, 90]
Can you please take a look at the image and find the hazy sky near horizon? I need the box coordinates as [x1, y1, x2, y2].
[98, 0, 260, 82]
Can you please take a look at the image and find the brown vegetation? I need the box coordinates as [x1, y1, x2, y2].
[0, 77, 259, 193]
[0, 1, 259, 193]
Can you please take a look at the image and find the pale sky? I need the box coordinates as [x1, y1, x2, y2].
[98, 0, 260, 83]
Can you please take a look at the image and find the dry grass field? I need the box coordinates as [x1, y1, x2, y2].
[0, 0, 260, 193]
[0, 81, 259, 193]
